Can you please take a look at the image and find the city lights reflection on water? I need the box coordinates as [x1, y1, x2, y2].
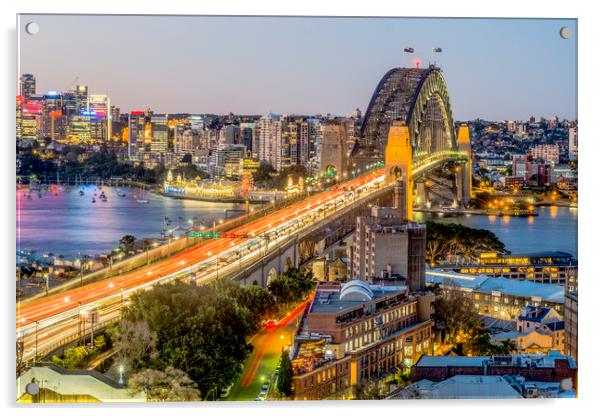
[415, 205, 577, 257]
[16, 185, 245, 258]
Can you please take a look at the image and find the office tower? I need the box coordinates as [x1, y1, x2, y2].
[128, 111, 146, 160]
[20, 74, 36, 98]
[150, 114, 169, 154]
[89, 95, 109, 142]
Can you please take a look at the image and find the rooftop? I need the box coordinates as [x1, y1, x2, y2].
[309, 280, 408, 314]
[426, 269, 565, 304]
[415, 350, 577, 370]
[407, 375, 523, 400]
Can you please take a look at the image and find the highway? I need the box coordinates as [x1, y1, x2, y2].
[16, 169, 387, 361]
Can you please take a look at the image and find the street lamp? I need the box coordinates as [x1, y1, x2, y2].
[118, 365, 125, 386]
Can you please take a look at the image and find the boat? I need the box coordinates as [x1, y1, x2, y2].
[136, 185, 149, 204]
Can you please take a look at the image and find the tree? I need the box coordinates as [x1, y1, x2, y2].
[51, 345, 94, 369]
[425, 221, 508, 265]
[119, 235, 137, 254]
[431, 282, 479, 344]
[252, 162, 277, 187]
[117, 281, 263, 398]
[128, 367, 201, 401]
[353, 379, 388, 400]
[110, 319, 158, 370]
[276, 350, 293, 397]
[268, 267, 314, 304]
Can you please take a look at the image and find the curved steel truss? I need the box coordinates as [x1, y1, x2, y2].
[353, 66, 456, 161]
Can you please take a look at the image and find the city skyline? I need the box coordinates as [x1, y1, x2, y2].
[19, 15, 577, 120]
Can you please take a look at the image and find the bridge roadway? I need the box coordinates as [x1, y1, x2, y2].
[16, 151, 466, 362]
[16, 169, 388, 361]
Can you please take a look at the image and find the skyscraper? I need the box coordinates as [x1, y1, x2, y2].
[19, 74, 36, 98]
[89, 95, 110, 142]
[128, 111, 146, 160]
[257, 113, 280, 168]
[150, 114, 169, 155]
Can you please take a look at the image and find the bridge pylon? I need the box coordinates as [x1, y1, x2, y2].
[385, 121, 413, 220]
[455, 124, 473, 205]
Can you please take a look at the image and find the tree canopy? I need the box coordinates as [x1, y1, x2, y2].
[113, 279, 276, 400]
[267, 267, 314, 305]
[425, 221, 508, 265]
[276, 350, 293, 397]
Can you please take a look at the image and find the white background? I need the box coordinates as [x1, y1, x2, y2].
[1, 0, 600, 415]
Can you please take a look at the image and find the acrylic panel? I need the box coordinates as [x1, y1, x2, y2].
[16, 14, 578, 403]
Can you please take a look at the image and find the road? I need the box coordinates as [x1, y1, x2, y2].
[227, 300, 308, 401]
[16, 169, 386, 360]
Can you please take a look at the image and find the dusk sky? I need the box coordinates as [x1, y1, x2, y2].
[19, 15, 577, 121]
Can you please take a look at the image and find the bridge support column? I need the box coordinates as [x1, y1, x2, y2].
[385, 121, 413, 220]
[455, 161, 472, 206]
[456, 124, 473, 206]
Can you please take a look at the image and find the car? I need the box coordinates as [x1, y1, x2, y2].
[264, 320, 276, 329]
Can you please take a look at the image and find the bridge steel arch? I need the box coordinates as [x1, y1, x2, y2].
[352, 66, 457, 162]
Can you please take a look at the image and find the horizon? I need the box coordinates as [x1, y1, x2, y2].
[19, 15, 577, 121]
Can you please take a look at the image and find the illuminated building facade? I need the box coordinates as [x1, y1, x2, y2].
[150, 114, 169, 155]
[426, 270, 566, 320]
[437, 251, 577, 291]
[67, 115, 91, 142]
[291, 281, 433, 400]
[128, 111, 146, 160]
[88, 95, 110, 142]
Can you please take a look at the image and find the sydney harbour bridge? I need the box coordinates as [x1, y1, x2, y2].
[16, 64, 473, 364]
[349, 64, 472, 214]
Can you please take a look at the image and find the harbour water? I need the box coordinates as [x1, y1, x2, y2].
[16, 185, 245, 258]
[414, 206, 578, 257]
[16, 185, 578, 260]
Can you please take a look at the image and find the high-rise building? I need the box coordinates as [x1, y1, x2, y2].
[88, 95, 110, 142]
[352, 206, 426, 292]
[67, 115, 91, 142]
[19, 74, 36, 98]
[218, 124, 240, 149]
[150, 114, 169, 155]
[16, 96, 22, 140]
[257, 113, 281, 168]
[239, 122, 256, 155]
[568, 127, 578, 161]
[42, 92, 65, 140]
[189, 114, 204, 132]
[128, 111, 146, 160]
